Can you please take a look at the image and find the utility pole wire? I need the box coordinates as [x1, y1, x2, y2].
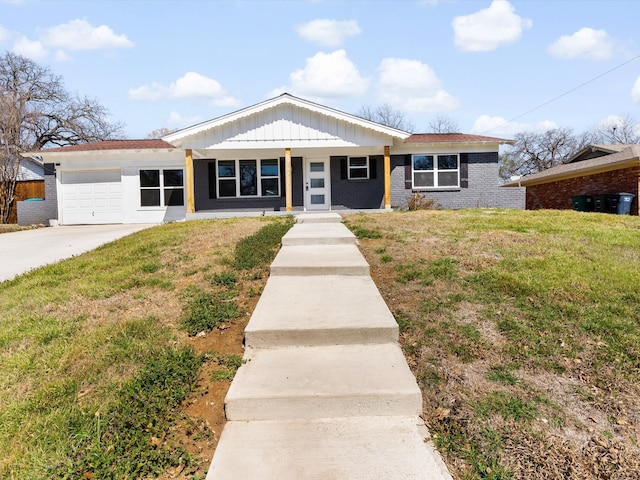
[482, 53, 640, 135]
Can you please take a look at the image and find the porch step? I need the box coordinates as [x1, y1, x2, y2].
[225, 343, 422, 421]
[206, 416, 452, 480]
[281, 222, 356, 246]
[295, 212, 343, 224]
[245, 275, 398, 348]
[270, 244, 369, 276]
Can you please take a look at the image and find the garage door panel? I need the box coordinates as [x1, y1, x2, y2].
[61, 170, 123, 224]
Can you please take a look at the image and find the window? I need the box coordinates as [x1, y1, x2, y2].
[412, 154, 459, 189]
[348, 156, 369, 179]
[217, 159, 280, 197]
[140, 169, 184, 207]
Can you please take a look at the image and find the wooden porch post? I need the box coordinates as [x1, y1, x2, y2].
[185, 149, 195, 214]
[384, 145, 391, 210]
[285, 148, 292, 212]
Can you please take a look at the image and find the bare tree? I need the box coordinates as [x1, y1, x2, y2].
[357, 104, 414, 132]
[428, 114, 460, 133]
[499, 127, 588, 181]
[0, 52, 123, 223]
[146, 127, 177, 139]
[587, 114, 640, 145]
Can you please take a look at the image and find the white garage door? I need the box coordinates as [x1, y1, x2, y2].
[61, 170, 123, 224]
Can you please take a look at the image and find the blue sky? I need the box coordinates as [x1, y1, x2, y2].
[1, 0, 639, 139]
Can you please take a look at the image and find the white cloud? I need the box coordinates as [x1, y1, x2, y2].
[0, 25, 10, 44]
[471, 115, 557, 136]
[296, 19, 361, 47]
[167, 111, 204, 128]
[548, 27, 613, 60]
[632, 76, 640, 103]
[376, 58, 459, 113]
[11, 35, 48, 61]
[42, 19, 133, 50]
[452, 0, 532, 52]
[129, 72, 241, 107]
[53, 49, 72, 62]
[287, 50, 369, 98]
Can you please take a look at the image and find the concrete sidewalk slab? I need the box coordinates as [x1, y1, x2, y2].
[295, 212, 342, 223]
[0, 224, 154, 283]
[225, 343, 422, 421]
[245, 275, 398, 348]
[281, 222, 356, 246]
[270, 244, 369, 276]
[207, 416, 452, 480]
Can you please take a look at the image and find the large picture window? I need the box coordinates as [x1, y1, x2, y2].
[217, 159, 280, 197]
[140, 169, 184, 207]
[412, 154, 459, 189]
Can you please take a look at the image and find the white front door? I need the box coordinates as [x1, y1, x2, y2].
[304, 159, 330, 210]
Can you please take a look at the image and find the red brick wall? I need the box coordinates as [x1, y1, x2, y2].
[526, 166, 639, 215]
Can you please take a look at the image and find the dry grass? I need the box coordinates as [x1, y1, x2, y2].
[345, 209, 640, 480]
[0, 217, 289, 479]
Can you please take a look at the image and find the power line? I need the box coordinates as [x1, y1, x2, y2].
[482, 52, 640, 134]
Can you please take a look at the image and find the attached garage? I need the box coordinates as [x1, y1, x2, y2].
[60, 170, 123, 224]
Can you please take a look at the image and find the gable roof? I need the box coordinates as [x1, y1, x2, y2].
[503, 145, 640, 187]
[405, 133, 514, 145]
[162, 93, 411, 148]
[568, 144, 633, 163]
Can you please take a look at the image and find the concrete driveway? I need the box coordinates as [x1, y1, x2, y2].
[0, 224, 154, 283]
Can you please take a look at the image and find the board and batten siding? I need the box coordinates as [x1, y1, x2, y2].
[178, 104, 394, 150]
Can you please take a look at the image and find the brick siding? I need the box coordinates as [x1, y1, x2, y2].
[17, 170, 58, 225]
[391, 152, 524, 210]
[526, 166, 640, 215]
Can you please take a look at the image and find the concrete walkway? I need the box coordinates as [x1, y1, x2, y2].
[206, 213, 452, 479]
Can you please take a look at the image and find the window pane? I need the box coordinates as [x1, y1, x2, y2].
[218, 161, 236, 178]
[218, 179, 236, 197]
[413, 155, 433, 171]
[239, 160, 257, 196]
[164, 188, 185, 206]
[140, 170, 159, 187]
[261, 159, 279, 177]
[141, 189, 160, 206]
[349, 168, 368, 179]
[164, 169, 183, 186]
[261, 178, 279, 196]
[310, 194, 325, 204]
[414, 172, 434, 188]
[310, 178, 324, 188]
[438, 171, 459, 187]
[310, 162, 324, 172]
[438, 155, 458, 170]
[349, 157, 367, 167]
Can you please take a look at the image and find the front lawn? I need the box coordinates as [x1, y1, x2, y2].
[346, 209, 640, 480]
[0, 216, 293, 479]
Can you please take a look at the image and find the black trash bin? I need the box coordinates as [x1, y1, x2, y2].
[614, 193, 635, 215]
[593, 194, 608, 212]
[571, 195, 594, 212]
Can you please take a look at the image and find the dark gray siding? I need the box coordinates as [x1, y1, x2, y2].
[390, 152, 524, 209]
[194, 158, 304, 211]
[330, 156, 385, 209]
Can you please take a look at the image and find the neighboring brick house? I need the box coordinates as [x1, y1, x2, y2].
[502, 144, 640, 215]
[24, 94, 524, 225]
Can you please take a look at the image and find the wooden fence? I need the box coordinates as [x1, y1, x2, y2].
[8, 180, 45, 223]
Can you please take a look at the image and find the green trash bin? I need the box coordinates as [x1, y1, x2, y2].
[571, 195, 594, 212]
[593, 194, 608, 213]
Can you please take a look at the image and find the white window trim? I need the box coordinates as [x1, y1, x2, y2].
[217, 159, 281, 198]
[412, 153, 460, 189]
[139, 169, 185, 208]
[348, 156, 369, 180]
